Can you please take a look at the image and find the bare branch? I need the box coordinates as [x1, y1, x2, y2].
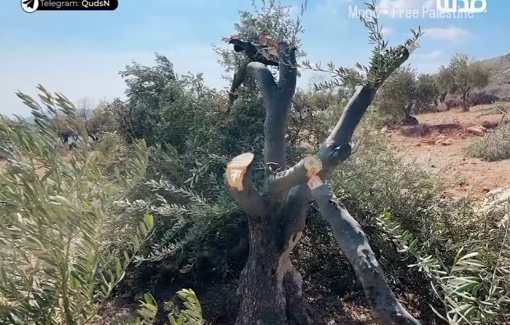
[320, 85, 376, 168]
[277, 42, 298, 103]
[226, 152, 267, 217]
[309, 179, 420, 325]
[229, 61, 248, 102]
[246, 62, 277, 108]
[262, 41, 298, 169]
[279, 46, 412, 252]
[268, 155, 321, 194]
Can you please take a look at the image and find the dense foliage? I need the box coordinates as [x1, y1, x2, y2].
[0, 86, 154, 325]
[0, 1, 509, 324]
[436, 53, 490, 110]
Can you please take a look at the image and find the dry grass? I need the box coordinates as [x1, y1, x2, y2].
[467, 118, 510, 161]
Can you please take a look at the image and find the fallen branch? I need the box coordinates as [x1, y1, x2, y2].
[307, 175, 420, 325]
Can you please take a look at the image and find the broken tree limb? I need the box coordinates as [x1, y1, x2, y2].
[227, 37, 279, 102]
[229, 60, 249, 102]
[308, 177, 420, 325]
[268, 155, 322, 194]
[280, 45, 414, 251]
[226, 152, 267, 217]
[227, 37, 297, 169]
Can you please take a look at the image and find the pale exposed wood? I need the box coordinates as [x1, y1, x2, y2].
[226, 152, 255, 191]
[306, 174, 323, 190]
[303, 155, 322, 178]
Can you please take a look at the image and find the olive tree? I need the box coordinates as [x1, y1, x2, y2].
[377, 65, 419, 125]
[437, 53, 489, 111]
[415, 73, 440, 111]
[222, 1, 423, 324]
[377, 67, 440, 123]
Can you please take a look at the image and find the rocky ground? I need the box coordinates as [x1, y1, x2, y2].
[386, 104, 510, 198]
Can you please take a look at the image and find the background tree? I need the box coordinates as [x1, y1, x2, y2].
[376, 65, 419, 125]
[222, 1, 423, 324]
[437, 52, 490, 111]
[436, 65, 456, 104]
[414, 73, 440, 112]
[87, 99, 121, 134]
[117, 54, 198, 152]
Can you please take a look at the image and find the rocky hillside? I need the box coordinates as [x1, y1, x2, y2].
[479, 53, 510, 85]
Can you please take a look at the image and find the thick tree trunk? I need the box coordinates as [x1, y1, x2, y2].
[226, 27, 421, 325]
[235, 217, 312, 325]
[439, 92, 447, 103]
[236, 218, 287, 325]
[462, 89, 470, 112]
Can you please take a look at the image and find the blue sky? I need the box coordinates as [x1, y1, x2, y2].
[1, 0, 509, 116]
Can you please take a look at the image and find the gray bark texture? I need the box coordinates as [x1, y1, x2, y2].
[225, 36, 421, 325]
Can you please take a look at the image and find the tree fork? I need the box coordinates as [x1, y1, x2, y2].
[225, 16, 422, 323]
[226, 151, 321, 325]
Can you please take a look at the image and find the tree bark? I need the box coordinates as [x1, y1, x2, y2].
[226, 31, 422, 325]
[309, 181, 420, 325]
[235, 216, 288, 325]
[461, 89, 470, 112]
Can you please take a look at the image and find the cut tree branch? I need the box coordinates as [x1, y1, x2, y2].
[227, 37, 297, 170]
[280, 45, 413, 254]
[268, 155, 322, 194]
[226, 152, 267, 218]
[263, 42, 297, 170]
[308, 178, 420, 325]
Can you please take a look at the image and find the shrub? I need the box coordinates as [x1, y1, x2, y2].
[467, 90, 500, 106]
[467, 119, 510, 161]
[483, 84, 510, 101]
[125, 289, 207, 325]
[0, 85, 154, 325]
[379, 211, 510, 325]
[444, 96, 464, 109]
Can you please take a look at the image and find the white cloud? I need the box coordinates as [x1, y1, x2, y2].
[422, 26, 472, 40]
[0, 45, 228, 117]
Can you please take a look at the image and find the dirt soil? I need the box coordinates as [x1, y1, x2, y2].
[386, 105, 510, 198]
